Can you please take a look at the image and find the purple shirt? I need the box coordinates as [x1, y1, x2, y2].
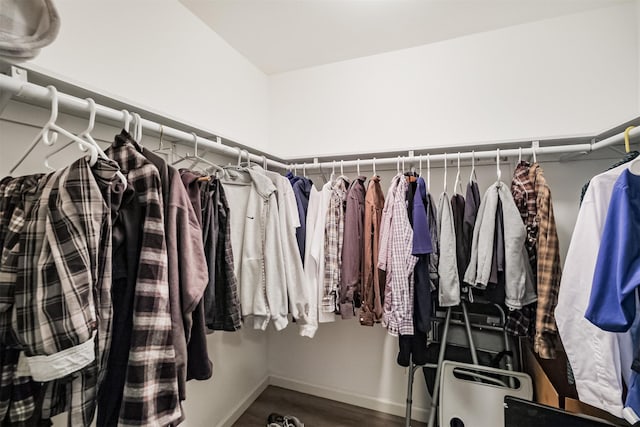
[412, 177, 433, 255]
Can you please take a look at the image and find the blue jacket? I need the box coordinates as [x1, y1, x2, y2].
[587, 169, 640, 332]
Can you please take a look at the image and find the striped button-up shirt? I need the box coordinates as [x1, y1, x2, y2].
[381, 174, 418, 336]
[0, 174, 47, 424]
[0, 160, 122, 426]
[532, 164, 561, 359]
[323, 177, 349, 313]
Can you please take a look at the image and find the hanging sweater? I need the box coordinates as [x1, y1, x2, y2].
[340, 176, 367, 319]
[361, 175, 385, 324]
[437, 191, 460, 307]
[221, 169, 288, 330]
[380, 174, 418, 336]
[464, 182, 537, 310]
[262, 168, 314, 337]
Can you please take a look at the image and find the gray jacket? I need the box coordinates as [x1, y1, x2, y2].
[437, 192, 460, 307]
[463, 182, 537, 309]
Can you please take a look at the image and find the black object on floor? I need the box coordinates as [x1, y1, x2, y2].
[504, 396, 618, 427]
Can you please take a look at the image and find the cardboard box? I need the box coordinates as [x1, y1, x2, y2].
[521, 339, 626, 425]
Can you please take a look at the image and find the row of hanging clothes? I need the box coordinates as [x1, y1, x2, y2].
[0, 86, 566, 426]
[290, 148, 562, 369]
[556, 127, 640, 425]
[0, 87, 313, 426]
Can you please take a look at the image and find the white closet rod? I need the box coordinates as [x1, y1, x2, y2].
[303, 125, 640, 171]
[1, 71, 639, 172]
[0, 72, 290, 170]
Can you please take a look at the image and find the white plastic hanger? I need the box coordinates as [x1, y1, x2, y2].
[427, 153, 431, 192]
[372, 157, 377, 176]
[81, 98, 127, 186]
[330, 161, 336, 183]
[356, 158, 360, 176]
[496, 148, 502, 182]
[131, 112, 143, 143]
[262, 155, 268, 171]
[175, 132, 223, 174]
[239, 149, 252, 168]
[44, 96, 96, 168]
[532, 142, 538, 164]
[40, 95, 126, 186]
[469, 150, 477, 184]
[518, 146, 522, 164]
[303, 162, 307, 178]
[419, 155, 423, 177]
[443, 153, 448, 194]
[152, 125, 176, 163]
[10, 86, 100, 174]
[453, 152, 462, 194]
[121, 109, 131, 133]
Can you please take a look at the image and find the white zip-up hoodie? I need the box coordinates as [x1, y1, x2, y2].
[221, 169, 288, 331]
[259, 168, 315, 337]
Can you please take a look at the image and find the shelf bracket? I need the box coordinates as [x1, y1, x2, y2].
[0, 66, 27, 116]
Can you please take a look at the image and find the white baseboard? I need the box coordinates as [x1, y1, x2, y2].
[217, 375, 270, 427]
[269, 375, 430, 423]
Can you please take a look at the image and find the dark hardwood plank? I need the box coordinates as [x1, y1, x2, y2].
[233, 386, 427, 427]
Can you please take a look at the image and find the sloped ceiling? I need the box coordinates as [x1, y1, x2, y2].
[180, 0, 628, 74]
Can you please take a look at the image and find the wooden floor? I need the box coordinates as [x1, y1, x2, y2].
[233, 386, 427, 427]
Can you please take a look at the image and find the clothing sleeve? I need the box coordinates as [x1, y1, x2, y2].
[285, 182, 301, 228]
[340, 187, 363, 318]
[534, 184, 561, 359]
[412, 188, 432, 255]
[303, 189, 320, 336]
[165, 175, 209, 399]
[586, 182, 640, 332]
[475, 187, 498, 288]
[377, 185, 395, 271]
[279, 178, 313, 336]
[265, 194, 289, 331]
[437, 193, 460, 307]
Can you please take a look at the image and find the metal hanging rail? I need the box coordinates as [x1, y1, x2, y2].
[1, 68, 639, 172]
[0, 69, 290, 170]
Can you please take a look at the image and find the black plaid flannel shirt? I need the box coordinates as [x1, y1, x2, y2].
[105, 132, 180, 426]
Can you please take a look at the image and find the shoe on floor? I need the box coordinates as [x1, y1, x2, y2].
[283, 415, 304, 427]
[266, 413, 304, 427]
[267, 412, 284, 426]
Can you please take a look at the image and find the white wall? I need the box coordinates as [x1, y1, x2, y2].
[269, 3, 639, 158]
[24, 0, 270, 152]
[0, 102, 270, 427]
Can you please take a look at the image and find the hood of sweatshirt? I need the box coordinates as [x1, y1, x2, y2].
[247, 168, 277, 199]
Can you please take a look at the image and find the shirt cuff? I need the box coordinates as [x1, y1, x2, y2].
[340, 303, 354, 320]
[299, 324, 317, 338]
[534, 332, 557, 359]
[272, 314, 289, 331]
[19, 332, 96, 381]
